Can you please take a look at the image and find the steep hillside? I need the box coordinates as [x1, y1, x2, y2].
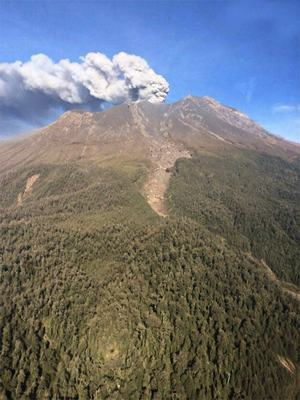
[0, 97, 299, 399]
[0, 96, 299, 174]
[168, 149, 300, 286]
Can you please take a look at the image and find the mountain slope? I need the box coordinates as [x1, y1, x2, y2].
[0, 96, 299, 173]
[0, 97, 299, 399]
[168, 149, 300, 286]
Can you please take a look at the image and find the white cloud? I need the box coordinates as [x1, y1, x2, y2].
[272, 104, 300, 113]
[0, 51, 169, 133]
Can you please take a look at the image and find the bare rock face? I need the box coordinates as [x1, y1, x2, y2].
[1, 95, 299, 215]
[167, 96, 300, 157]
[0, 96, 299, 175]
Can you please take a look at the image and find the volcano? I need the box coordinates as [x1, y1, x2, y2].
[0, 96, 299, 399]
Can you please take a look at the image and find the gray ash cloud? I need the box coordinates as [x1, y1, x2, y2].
[0, 52, 169, 135]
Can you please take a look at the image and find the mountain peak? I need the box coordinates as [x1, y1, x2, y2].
[201, 96, 220, 105]
[180, 95, 223, 109]
[0, 95, 299, 174]
[181, 94, 201, 102]
[182, 95, 219, 104]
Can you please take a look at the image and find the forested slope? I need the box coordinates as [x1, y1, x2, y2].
[168, 149, 300, 286]
[0, 159, 299, 399]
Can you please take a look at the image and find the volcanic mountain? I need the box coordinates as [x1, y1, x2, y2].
[1, 96, 299, 169]
[0, 96, 299, 399]
[1, 96, 299, 214]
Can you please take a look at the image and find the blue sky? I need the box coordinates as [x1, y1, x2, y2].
[0, 0, 299, 143]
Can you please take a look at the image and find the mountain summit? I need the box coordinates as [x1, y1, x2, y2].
[1, 96, 299, 174]
[1, 96, 299, 216]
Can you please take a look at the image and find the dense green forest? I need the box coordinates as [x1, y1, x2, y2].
[168, 150, 300, 286]
[0, 153, 299, 399]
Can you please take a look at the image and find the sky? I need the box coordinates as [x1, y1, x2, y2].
[0, 0, 299, 143]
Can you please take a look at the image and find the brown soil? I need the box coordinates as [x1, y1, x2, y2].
[143, 140, 191, 216]
[277, 355, 296, 374]
[18, 174, 40, 205]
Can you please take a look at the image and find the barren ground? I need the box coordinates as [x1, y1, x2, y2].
[17, 174, 40, 205]
[143, 140, 191, 216]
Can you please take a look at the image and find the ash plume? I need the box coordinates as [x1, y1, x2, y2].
[0, 52, 169, 134]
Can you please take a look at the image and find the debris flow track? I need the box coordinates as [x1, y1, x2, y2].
[143, 140, 191, 216]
